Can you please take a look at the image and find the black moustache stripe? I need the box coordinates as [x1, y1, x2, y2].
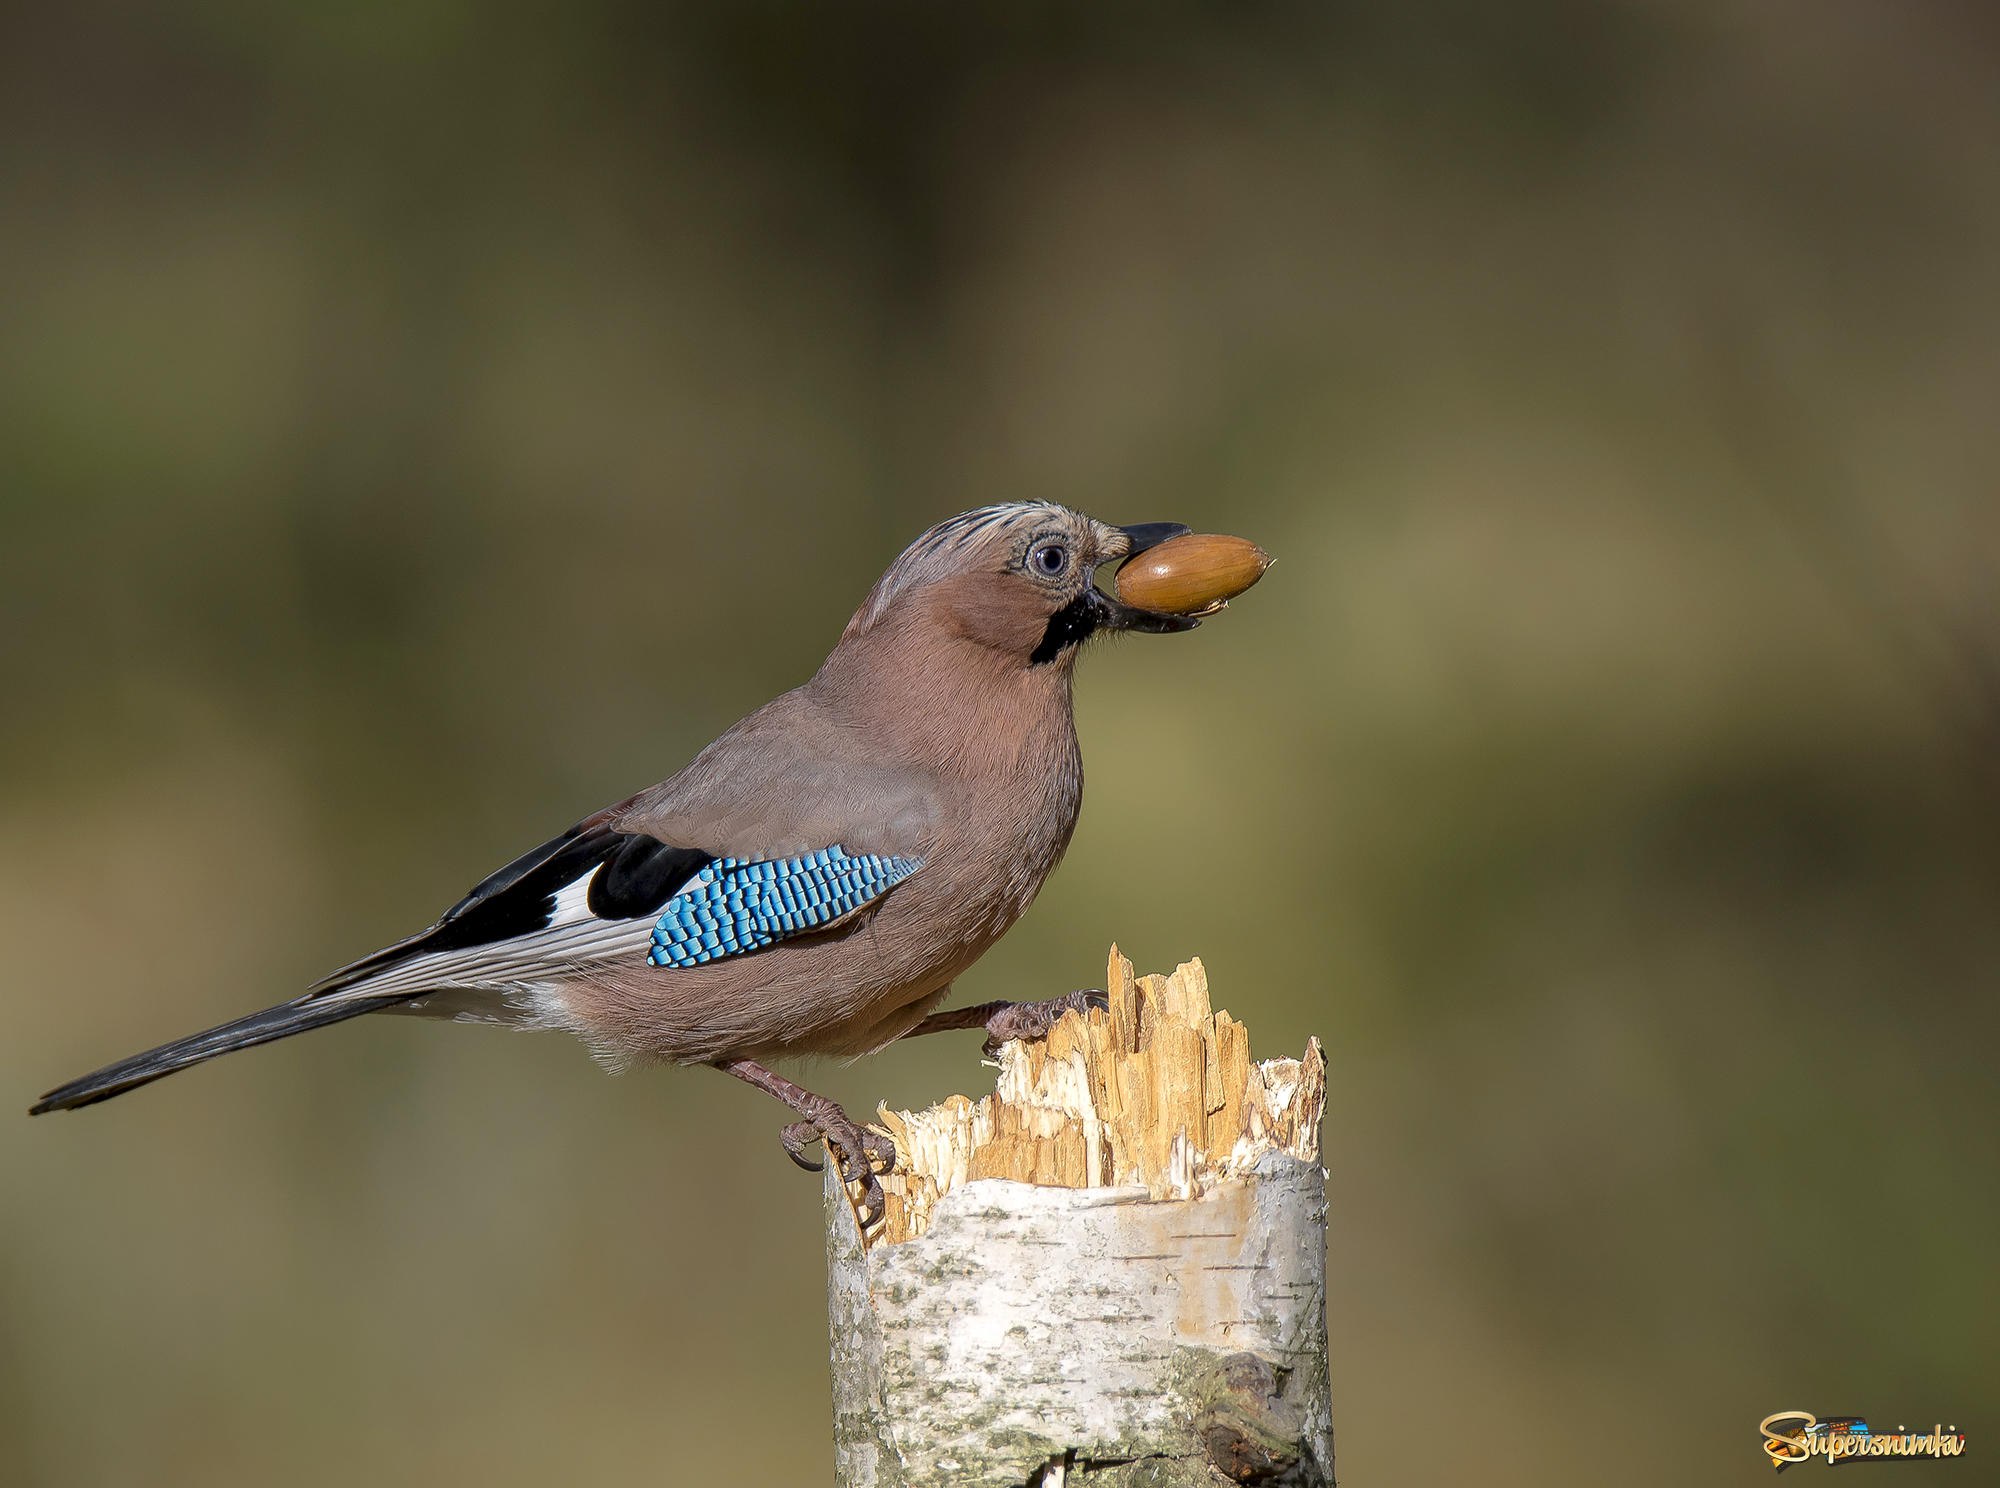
[1031, 593, 1100, 666]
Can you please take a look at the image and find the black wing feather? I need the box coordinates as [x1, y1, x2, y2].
[587, 834, 709, 919]
[314, 820, 711, 993]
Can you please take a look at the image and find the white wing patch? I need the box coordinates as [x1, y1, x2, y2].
[548, 872, 597, 928]
[320, 862, 668, 1025]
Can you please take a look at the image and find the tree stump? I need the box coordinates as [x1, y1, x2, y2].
[825, 949, 1332, 1487]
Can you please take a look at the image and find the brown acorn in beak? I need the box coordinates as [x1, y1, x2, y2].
[1114, 533, 1272, 616]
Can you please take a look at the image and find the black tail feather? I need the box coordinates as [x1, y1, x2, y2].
[30, 996, 396, 1114]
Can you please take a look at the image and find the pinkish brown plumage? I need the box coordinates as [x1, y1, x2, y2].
[31, 504, 1210, 1222]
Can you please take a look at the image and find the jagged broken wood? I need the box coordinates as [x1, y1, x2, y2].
[825, 949, 1332, 1487]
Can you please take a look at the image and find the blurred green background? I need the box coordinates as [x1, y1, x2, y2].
[4, 3, 1996, 1484]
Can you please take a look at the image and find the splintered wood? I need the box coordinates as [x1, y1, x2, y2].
[863, 947, 1324, 1246]
[826, 949, 1335, 1486]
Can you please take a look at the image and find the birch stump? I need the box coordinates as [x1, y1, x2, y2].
[825, 949, 1332, 1488]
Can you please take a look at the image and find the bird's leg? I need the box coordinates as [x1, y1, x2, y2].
[713, 1058, 895, 1226]
[907, 988, 1109, 1057]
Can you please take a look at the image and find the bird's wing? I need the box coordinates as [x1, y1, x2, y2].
[315, 691, 936, 1006]
[308, 812, 710, 1005]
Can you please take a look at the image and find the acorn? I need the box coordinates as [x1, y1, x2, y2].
[1115, 533, 1272, 616]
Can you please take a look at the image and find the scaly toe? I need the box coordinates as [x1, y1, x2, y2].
[861, 1126, 898, 1175]
[852, 1172, 887, 1229]
[828, 1132, 874, 1188]
[780, 1118, 826, 1172]
[981, 988, 1106, 1056]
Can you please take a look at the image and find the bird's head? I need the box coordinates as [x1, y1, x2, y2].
[842, 504, 1199, 667]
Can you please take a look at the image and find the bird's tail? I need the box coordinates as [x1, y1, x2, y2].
[29, 995, 397, 1114]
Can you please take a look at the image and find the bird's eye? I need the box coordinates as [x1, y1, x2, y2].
[1030, 541, 1069, 577]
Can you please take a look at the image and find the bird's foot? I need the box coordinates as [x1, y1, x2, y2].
[778, 1115, 896, 1176]
[778, 1109, 897, 1227]
[713, 1058, 898, 1228]
[981, 987, 1108, 1057]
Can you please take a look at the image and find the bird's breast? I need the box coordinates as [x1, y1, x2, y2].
[924, 711, 1083, 940]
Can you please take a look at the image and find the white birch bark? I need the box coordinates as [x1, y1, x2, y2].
[824, 953, 1332, 1488]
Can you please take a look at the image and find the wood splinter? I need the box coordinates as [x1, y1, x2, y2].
[826, 947, 1332, 1488]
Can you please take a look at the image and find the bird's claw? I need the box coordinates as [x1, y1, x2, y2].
[780, 1118, 827, 1172]
[778, 1114, 896, 1227]
[981, 987, 1108, 1057]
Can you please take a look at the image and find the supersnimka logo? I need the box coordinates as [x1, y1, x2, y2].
[1760, 1413, 1967, 1470]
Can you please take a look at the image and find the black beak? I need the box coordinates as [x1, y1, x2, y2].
[1090, 521, 1200, 634]
[1086, 585, 1202, 634]
[1116, 522, 1190, 559]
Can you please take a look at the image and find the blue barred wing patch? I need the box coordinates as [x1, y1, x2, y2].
[647, 846, 921, 969]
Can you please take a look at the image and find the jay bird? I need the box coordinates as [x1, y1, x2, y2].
[31, 504, 1204, 1222]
